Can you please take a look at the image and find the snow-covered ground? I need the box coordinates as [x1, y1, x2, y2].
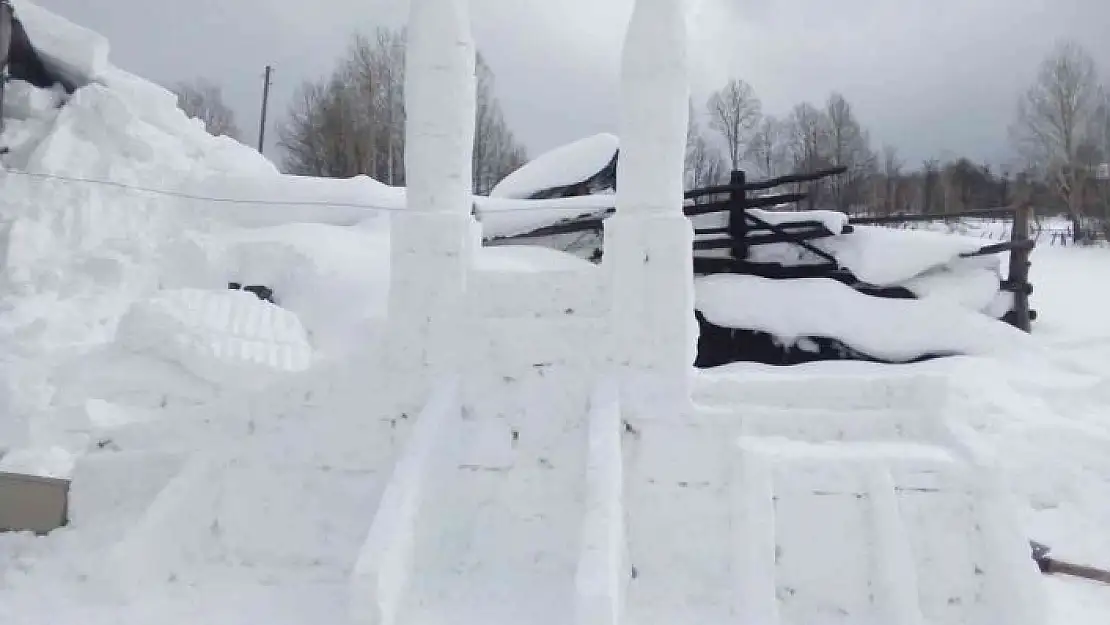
[3, 3, 1110, 624]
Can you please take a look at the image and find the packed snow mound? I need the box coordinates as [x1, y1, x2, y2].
[0, 445, 75, 479]
[749, 225, 997, 286]
[489, 133, 618, 199]
[115, 289, 314, 387]
[695, 274, 1032, 361]
[12, 0, 110, 87]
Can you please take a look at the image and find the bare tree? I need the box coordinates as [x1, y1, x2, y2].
[685, 100, 726, 191]
[473, 54, 528, 195]
[1011, 41, 1102, 240]
[278, 29, 526, 190]
[824, 93, 875, 212]
[745, 116, 788, 180]
[880, 146, 902, 215]
[173, 79, 241, 140]
[785, 102, 830, 209]
[706, 78, 762, 170]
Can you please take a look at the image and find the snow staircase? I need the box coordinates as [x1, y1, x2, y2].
[618, 370, 1045, 625]
[351, 376, 592, 625]
[349, 370, 1045, 625]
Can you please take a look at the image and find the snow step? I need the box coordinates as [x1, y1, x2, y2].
[574, 382, 625, 625]
[692, 404, 949, 447]
[375, 379, 590, 625]
[694, 370, 950, 412]
[623, 421, 735, 625]
[734, 438, 1045, 624]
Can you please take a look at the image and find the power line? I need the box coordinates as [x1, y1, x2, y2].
[0, 168, 616, 214]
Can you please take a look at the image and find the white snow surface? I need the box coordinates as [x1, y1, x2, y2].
[695, 274, 1031, 361]
[0, 446, 75, 479]
[2, 4, 1110, 625]
[747, 207, 850, 234]
[749, 225, 997, 286]
[489, 133, 617, 200]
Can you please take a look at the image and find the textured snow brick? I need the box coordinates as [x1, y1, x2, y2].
[350, 379, 461, 625]
[66, 451, 186, 541]
[114, 289, 314, 387]
[695, 371, 950, 412]
[692, 405, 948, 446]
[606, 214, 697, 372]
[731, 440, 1046, 625]
[89, 407, 253, 454]
[623, 421, 735, 625]
[575, 382, 626, 625]
[463, 317, 606, 373]
[105, 454, 224, 597]
[467, 269, 608, 319]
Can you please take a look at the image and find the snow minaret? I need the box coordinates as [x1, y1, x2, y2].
[384, 0, 478, 406]
[607, 0, 698, 407]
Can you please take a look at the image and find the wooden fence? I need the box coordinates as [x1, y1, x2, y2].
[486, 168, 1036, 333]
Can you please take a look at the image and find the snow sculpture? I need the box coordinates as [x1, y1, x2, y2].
[384, 0, 479, 407]
[606, 0, 697, 408]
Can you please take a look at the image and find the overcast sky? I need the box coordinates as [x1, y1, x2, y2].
[35, 0, 1110, 171]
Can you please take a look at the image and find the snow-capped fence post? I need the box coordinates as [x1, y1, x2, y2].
[606, 0, 697, 409]
[384, 0, 479, 407]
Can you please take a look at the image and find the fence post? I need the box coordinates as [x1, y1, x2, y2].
[1007, 203, 1032, 332]
[728, 170, 748, 261]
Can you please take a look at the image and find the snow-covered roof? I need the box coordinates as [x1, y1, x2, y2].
[489, 132, 618, 200]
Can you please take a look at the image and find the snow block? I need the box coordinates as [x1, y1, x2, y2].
[350, 378, 461, 625]
[67, 450, 187, 541]
[467, 268, 609, 319]
[575, 381, 626, 625]
[104, 453, 224, 597]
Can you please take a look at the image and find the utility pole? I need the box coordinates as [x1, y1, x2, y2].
[257, 65, 273, 154]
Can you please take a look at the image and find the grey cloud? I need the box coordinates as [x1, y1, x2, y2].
[33, 0, 1110, 170]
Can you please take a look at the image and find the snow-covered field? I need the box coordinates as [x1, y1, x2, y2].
[3, 2, 1110, 624]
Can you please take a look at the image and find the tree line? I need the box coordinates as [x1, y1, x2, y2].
[171, 35, 1109, 235]
[173, 28, 527, 195]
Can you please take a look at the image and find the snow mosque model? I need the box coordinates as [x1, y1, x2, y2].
[0, 0, 1065, 623]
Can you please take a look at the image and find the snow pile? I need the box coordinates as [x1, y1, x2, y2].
[0, 4, 278, 456]
[748, 207, 850, 234]
[13, 0, 110, 87]
[489, 133, 617, 200]
[0, 445, 75, 478]
[695, 274, 1032, 361]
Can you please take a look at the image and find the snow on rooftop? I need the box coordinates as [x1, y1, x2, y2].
[489, 133, 618, 200]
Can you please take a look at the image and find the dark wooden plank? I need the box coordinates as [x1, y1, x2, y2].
[728, 170, 748, 260]
[851, 207, 1017, 225]
[684, 193, 807, 217]
[959, 238, 1035, 258]
[684, 166, 848, 200]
